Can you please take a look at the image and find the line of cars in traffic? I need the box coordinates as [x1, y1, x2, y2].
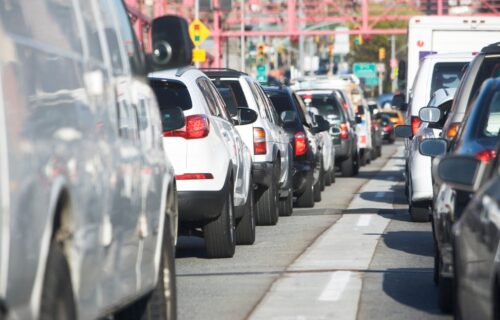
[396, 42, 500, 319]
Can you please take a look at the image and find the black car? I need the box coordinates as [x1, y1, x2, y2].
[296, 90, 359, 177]
[420, 77, 500, 312]
[263, 86, 324, 207]
[376, 114, 395, 143]
[433, 136, 500, 320]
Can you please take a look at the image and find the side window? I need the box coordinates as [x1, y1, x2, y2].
[197, 78, 220, 116]
[292, 94, 310, 126]
[207, 81, 232, 121]
[96, 0, 125, 75]
[245, 79, 268, 118]
[78, 0, 104, 64]
[257, 85, 280, 124]
[111, 0, 146, 76]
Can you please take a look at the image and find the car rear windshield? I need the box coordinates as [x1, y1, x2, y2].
[430, 62, 468, 99]
[212, 80, 248, 116]
[301, 94, 345, 122]
[380, 112, 399, 118]
[267, 91, 305, 124]
[151, 79, 192, 111]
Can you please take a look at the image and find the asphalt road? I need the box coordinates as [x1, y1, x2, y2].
[175, 141, 452, 320]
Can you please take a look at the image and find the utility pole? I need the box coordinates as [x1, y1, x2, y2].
[240, 0, 245, 72]
[298, 0, 304, 77]
[195, 0, 200, 68]
[391, 35, 396, 92]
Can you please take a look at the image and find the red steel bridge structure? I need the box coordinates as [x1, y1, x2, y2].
[125, 0, 500, 67]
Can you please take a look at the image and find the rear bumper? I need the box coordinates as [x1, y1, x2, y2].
[178, 176, 230, 224]
[253, 161, 274, 188]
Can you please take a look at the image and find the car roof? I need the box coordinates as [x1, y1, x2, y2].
[149, 66, 206, 81]
[423, 52, 476, 61]
[201, 68, 249, 79]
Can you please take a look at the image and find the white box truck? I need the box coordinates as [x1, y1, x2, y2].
[404, 16, 500, 100]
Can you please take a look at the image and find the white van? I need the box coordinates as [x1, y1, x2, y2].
[0, 1, 191, 319]
[405, 16, 500, 100]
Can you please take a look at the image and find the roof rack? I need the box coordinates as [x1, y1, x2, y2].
[175, 65, 196, 77]
[200, 68, 249, 77]
[481, 42, 500, 54]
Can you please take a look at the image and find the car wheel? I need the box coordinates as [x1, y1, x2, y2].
[40, 241, 76, 320]
[116, 217, 177, 320]
[434, 249, 439, 285]
[236, 177, 256, 245]
[330, 169, 336, 184]
[353, 151, 360, 175]
[313, 175, 322, 202]
[255, 165, 279, 226]
[340, 153, 354, 177]
[295, 170, 314, 208]
[203, 184, 236, 258]
[278, 188, 293, 217]
[320, 162, 326, 191]
[409, 202, 430, 222]
[377, 145, 382, 158]
[325, 169, 332, 186]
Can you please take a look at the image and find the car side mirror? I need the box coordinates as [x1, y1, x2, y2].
[281, 110, 297, 124]
[395, 125, 412, 138]
[162, 107, 185, 131]
[149, 15, 193, 72]
[315, 115, 330, 132]
[434, 155, 486, 192]
[419, 107, 441, 123]
[237, 108, 258, 126]
[330, 126, 341, 135]
[355, 115, 362, 124]
[419, 138, 447, 157]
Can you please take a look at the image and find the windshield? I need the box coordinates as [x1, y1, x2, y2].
[430, 62, 468, 99]
[300, 95, 345, 123]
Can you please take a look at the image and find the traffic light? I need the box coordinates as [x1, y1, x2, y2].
[257, 43, 265, 65]
[378, 47, 386, 61]
[354, 34, 363, 45]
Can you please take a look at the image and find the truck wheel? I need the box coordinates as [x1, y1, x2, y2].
[255, 165, 279, 226]
[438, 266, 453, 313]
[278, 188, 293, 217]
[340, 154, 354, 177]
[40, 241, 76, 320]
[295, 171, 314, 208]
[236, 178, 256, 245]
[116, 218, 177, 320]
[203, 186, 236, 258]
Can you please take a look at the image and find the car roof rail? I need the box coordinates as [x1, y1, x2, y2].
[200, 68, 249, 77]
[481, 42, 500, 54]
[175, 65, 196, 77]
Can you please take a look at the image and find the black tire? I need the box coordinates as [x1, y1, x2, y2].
[295, 171, 314, 208]
[116, 218, 177, 320]
[353, 152, 360, 175]
[325, 169, 332, 186]
[320, 162, 326, 191]
[330, 169, 336, 184]
[434, 249, 439, 285]
[203, 185, 236, 258]
[376, 145, 382, 158]
[236, 180, 256, 245]
[278, 189, 293, 216]
[313, 175, 322, 202]
[40, 242, 76, 320]
[255, 165, 279, 226]
[409, 202, 430, 222]
[340, 153, 354, 177]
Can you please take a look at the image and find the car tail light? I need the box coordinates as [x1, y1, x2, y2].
[294, 131, 308, 156]
[384, 125, 392, 132]
[411, 116, 421, 136]
[163, 114, 210, 139]
[253, 127, 267, 155]
[475, 149, 496, 163]
[176, 173, 214, 180]
[447, 122, 460, 139]
[340, 122, 349, 139]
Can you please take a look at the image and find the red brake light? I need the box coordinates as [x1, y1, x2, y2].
[294, 131, 308, 156]
[384, 125, 393, 132]
[163, 114, 210, 139]
[253, 127, 267, 155]
[176, 173, 214, 180]
[475, 149, 496, 163]
[411, 116, 422, 136]
[340, 122, 349, 139]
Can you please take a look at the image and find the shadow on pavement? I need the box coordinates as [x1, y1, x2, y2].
[383, 268, 444, 315]
[351, 170, 404, 182]
[176, 236, 208, 259]
[360, 190, 407, 205]
[382, 230, 434, 257]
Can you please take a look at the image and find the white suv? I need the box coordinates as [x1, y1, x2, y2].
[149, 67, 255, 258]
[203, 69, 293, 222]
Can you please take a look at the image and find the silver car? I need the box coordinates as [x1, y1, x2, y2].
[0, 1, 192, 319]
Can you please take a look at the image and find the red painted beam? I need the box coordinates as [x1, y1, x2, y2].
[218, 28, 407, 37]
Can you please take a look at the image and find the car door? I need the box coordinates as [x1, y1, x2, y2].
[208, 80, 251, 207]
[95, 0, 142, 304]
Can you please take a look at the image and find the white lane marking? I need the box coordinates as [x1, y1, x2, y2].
[356, 214, 372, 227]
[318, 271, 352, 301]
[375, 192, 385, 198]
